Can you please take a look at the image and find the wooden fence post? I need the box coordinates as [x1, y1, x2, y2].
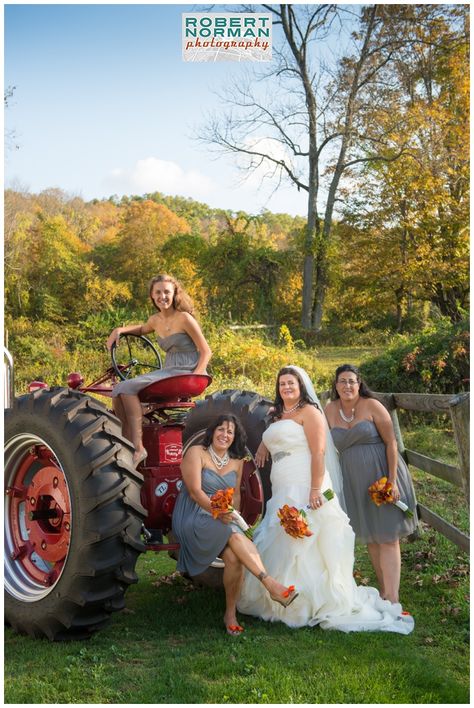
[449, 393, 470, 509]
[374, 393, 407, 459]
[390, 408, 407, 459]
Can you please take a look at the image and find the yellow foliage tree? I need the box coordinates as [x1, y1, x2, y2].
[114, 200, 191, 301]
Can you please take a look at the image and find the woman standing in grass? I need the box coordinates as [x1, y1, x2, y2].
[237, 365, 414, 633]
[106, 273, 211, 467]
[325, 364, 418, 604]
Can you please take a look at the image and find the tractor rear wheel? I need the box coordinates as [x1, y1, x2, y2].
[4, 387, 146, 640]
[181, 389, 273, 587]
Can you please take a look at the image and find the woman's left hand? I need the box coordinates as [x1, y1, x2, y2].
[309, 490, 324, 510]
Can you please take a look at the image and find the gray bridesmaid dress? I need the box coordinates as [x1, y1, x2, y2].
[112, 332, 199, 397]
[331, 421, 418, 544]
[172, 468, 242, 577]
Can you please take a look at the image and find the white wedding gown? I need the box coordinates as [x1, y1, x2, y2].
[237, 419, 414, 633]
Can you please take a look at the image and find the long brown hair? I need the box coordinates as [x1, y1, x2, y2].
[148, 273, 194, 314]
[272, 366, 319, 420]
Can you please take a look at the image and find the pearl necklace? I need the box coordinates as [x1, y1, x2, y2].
[339, 406, 355, 424]
[282, 401, 302, 415]
[209, 444, 230, 470]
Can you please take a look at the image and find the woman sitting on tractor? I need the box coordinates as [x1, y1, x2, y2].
[106, 273, 211, 467]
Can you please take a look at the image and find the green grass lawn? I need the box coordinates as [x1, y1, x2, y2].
[313, 345, 384, 371]
[5, 345, 469, 704]
[5, 513, 469, 704]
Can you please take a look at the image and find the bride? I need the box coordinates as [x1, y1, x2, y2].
[237, 365, 414, 634]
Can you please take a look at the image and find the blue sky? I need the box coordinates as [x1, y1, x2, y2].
[4, 3, 310, 215]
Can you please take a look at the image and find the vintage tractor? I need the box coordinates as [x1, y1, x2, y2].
[4, 335, 273, 640]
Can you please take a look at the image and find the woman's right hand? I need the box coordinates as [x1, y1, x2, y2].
[218, 511, 234, 525]
[255, 442, 269, 468]
[106, 328, 121, 352]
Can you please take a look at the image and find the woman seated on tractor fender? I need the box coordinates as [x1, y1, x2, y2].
[106, 273, 211, 467]
[172, 414, 298, 636]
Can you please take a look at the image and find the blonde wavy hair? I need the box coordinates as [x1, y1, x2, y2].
[148, 273, 194, 315]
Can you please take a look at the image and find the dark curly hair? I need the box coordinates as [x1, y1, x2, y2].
[148, 273, 194, 314]
[272, 366, 319, 420]
[202, 414, 247, 459]
[331, 364, 374, 400]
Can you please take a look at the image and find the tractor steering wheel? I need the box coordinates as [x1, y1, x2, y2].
[111, 333, 163, 381]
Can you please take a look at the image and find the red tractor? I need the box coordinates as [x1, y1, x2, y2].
[4, 335, 273, 640]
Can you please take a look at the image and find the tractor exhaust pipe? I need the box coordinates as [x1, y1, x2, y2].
[4, 347, 14, 409]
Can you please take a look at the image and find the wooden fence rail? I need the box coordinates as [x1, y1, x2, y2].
[321, 390, 470, 554]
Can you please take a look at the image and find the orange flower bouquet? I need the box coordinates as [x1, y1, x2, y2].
[368, 477, 414, 517]
[210, 487, 253, 538]
[277, 505, 313, 539]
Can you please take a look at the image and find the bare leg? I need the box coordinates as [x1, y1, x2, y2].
[378, 540, 401, 603]
[221, 546, 244, 628]
[226, 533, 290, 599]
[120, 394, 146, 460]
[367, 542, 385, 597]
[112, 396, 131, 441]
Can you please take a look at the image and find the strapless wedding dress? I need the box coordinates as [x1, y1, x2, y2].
[237, 419, 414, 633]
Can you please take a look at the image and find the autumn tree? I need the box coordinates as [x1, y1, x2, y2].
[112, 200, 191, 302]
[341, 5, 469, 329]
[197, 212, 303, 323]
[198, 4, 421, 332]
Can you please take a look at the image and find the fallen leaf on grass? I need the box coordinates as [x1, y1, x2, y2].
[424, 637, 434, 645]
[454, 564, 469, 577]
[121, 608, 135, 614]
[168, 637, 186, 647]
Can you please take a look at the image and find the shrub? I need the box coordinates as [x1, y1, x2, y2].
[360, 318, 469, 394]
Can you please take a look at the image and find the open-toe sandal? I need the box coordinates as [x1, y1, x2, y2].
[257, 572, 298, 609]
[226, 624, 244, 636]
[269, 585, 299, 608]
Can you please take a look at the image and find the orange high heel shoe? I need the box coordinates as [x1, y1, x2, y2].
[258, 572, 299, 608]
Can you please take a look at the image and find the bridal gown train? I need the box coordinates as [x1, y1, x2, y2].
[237, 419, 414, 634]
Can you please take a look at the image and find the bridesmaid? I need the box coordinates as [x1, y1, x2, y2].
[106, 273, 211, 466]
[172, 414, 298, 636]
[325, 364, 418, 604]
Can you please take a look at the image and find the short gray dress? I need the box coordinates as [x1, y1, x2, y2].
[112, 332, 199, 397]
[331, 421, 418, 544]
[172, 468, 242, 577]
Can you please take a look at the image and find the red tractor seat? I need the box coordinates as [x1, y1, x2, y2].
[138, 374, 212, 404]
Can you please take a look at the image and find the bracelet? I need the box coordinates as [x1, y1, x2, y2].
[311, 487, 321, 491]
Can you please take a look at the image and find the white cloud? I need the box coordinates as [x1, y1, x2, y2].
[102, 151, 308, 216]
[236, 137, 296, 188]
[104, 157, 215, 198]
